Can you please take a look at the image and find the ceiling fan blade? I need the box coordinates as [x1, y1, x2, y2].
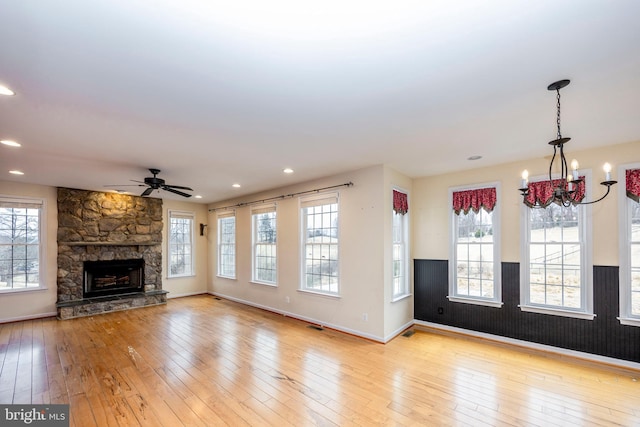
[141, 187, 154, 197]
[104, 184, 144, 187]
[162, 187, 192, 198]
[164, 184, 193, 191]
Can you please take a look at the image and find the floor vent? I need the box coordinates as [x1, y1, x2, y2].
[307, 325, 324, 331]
[402, 330, 415, 338]
[214, 297, 221, 300]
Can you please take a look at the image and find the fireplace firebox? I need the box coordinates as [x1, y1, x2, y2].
[83, 259, 144, 298]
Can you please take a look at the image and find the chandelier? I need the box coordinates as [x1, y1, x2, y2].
[519, 79, 617, 207]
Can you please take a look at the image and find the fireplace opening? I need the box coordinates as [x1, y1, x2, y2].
[83, 259, 144, 298]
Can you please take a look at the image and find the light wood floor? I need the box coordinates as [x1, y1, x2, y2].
[1, 295, 639, 426]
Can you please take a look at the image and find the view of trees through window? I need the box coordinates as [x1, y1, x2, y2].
[253, 212, 276, 283]
[169, 214, 193, 276]
[302, 202, 338, 294]
[631, 199, 640, 316]
[0, 206, 40, 290]
[218, 216, 236, 278]
[455, 208, 494, 298]
[529, 203, 581, 308]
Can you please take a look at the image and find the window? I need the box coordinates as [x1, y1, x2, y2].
[252, 205, 277, 284]
[300, 193, 339, 295]
[448, 185, 502, 307]
[392, 189, 410, 300]
[619, 166, 640, 326]
[520, 176, 593, 319]
[168, 210, 194, 277]
[0, 197, 44, 292]
[217, 211, 236, 279]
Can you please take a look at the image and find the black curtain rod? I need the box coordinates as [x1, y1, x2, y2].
[208, 182, 354, 212]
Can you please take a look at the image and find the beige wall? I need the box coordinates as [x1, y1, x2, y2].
[0, 181, 58, 321]
[412, 140, 639, 265]
[209, 165, 401, 341]
[162, 199, 209, 298]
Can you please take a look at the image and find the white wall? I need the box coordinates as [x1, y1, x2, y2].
[0, 181, 58, 322]
[209, 165, 395, 341]
[162, 199, 209, 298]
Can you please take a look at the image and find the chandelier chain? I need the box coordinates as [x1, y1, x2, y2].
[556, 88, 562, 140]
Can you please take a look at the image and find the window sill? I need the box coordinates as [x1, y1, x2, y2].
[519, 304, 596, 320]
[0, 286, 48, 295]
[167, 274, 196, 279]
[297, 289, 341, 299]
[618, 317, 640, 327]
[447, 296, 503, 308]
[391, 293, 412, 303]
[250, 281, 277, 287]
[216, 275, 236, 280]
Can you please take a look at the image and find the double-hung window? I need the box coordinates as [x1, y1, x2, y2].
[252, 204, 277, 285]
[619, 166, 640, 326]
[300, 193, 339, 295]
[448, 184, 501, 307]
[217, 211, 236, 279]
[392, 189, 410, 300]
[0, 197, 45, 292]
[520, 175, 593, 319]
[168, 210, 194, 277]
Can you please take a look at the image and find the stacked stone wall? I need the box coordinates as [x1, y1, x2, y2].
[56, 188, 165, 317]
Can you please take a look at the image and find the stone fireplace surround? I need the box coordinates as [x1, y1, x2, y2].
[56, 188, 167, 319]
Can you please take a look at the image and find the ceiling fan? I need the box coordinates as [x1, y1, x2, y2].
[107, 168, 193, 197]
[138, 168, 193, 197]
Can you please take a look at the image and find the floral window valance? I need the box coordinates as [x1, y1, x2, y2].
[627, 169, 640, 202]
[452, 187, 496, 215]
[523, 177, 585, 208]
[393, 190, 408, 215]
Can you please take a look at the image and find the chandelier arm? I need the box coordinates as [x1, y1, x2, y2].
[574, 183, 615, 205]
[549, 144, 557, 183]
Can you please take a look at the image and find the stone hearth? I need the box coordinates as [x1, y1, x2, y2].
[56, 188, 167, 319]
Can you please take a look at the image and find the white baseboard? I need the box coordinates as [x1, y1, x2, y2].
[167, 291, 207, 299]
[209, 291, 387, 343]
[414, 320, 640, 371]
[0, 311, 57, 324]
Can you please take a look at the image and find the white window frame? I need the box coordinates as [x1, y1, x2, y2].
[167, 210, 195, 278]
[299, 192, 340, 297]
[519, 172, 594, 319]
[0, 196, 46, 293]
[618, 162, 640, 327]
[217, 211, 236, 279]
[251, 204, 277, 286]
[392, 188, 410, 301]
[448, 182, 502, 308]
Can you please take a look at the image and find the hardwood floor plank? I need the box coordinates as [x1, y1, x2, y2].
[2, 296, 640, 426]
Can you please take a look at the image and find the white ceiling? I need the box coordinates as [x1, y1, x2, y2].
[1, 0, 639, 203]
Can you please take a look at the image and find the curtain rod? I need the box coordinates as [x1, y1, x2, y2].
[208, 182, 354, 212]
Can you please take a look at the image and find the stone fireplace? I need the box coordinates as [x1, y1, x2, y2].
[56, 188, 168, 319]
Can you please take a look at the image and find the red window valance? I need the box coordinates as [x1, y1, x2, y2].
[452, 187, 496, 215]
[523, 177, 585, 208]
[627, 169, 640, 202]
[393, 190, 408, 215]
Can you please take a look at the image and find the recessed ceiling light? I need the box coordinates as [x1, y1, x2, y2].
[232, 183, 241, 188]
[0, 85, 15, 96]
[1, 140, 21, 147]
[195, 195, 203, 199]
[283, 168, 294, 174]
[9, 170, 24, 175]
[467, 155, 482, 161]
